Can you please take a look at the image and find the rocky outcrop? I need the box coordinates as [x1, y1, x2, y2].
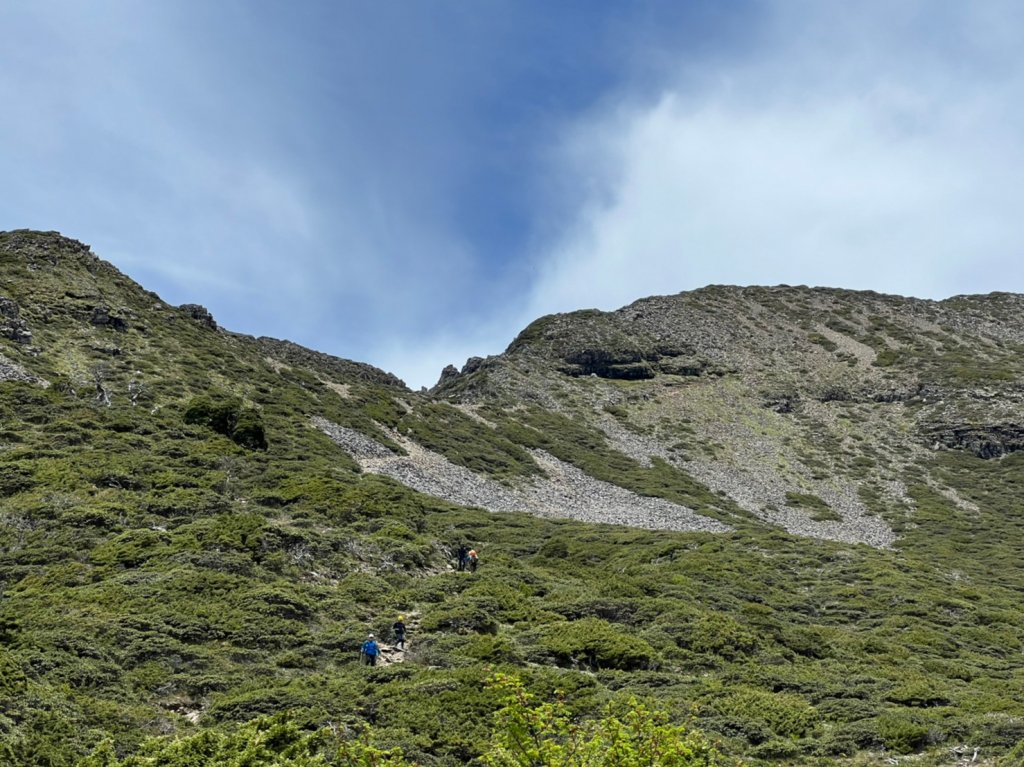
[0, 229, 93, 266]
[179, 304, 217, 329]
[0, 353, 44, 386]
[560, 349, 713, 380]
[91, 305, 129, 331]
[436, 364, 460, 387]
[0, 297, 32, 343]
[930, 424, 1024, 459]
[560, 349, 656, 380]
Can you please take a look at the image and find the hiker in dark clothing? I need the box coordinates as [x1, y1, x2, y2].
[361, 634, 380, 666]
[392, 616, 407, 651]
[456, 544, 469, 571]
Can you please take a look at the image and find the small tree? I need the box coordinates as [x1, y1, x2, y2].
[482, 674, 733, 767]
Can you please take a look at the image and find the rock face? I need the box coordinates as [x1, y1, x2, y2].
[423, 285, 1024, 547]
[561, 349, 656, 380]
[461, 356, 485, 375]
[930, 424, 1024, 459]
[179, 304, 217, 329]
[436, 364, 460, 388]
[0, 297, 32, 343]
[0, 352, 44, 386]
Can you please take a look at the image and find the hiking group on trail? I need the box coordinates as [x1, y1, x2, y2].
[359, 540, 484, 668]
[360, 616, 410, 665]
[357, 542, 483, 667]
[456, 544, 479, 572]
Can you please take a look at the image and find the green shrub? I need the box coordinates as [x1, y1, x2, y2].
[784, 492, 841, 522]
[713, 687, 819, 739]
[876, 712, 938, 753]
[0, 648, 26, 697]
[750, 738, 801, 760]
[464, 634, 523, 663]
[777, 624, 833, 658]
[0, 464, 35, 496]
[421, 597, 500, 635]
[686, 613, 759, 660]
[540, 617, 656, 671]
[77, 713, 409, 766]
[482, 673, 732, 767]
[1000, 739, 1024, 766]
[886, 678, 952, 708]
[184, 395, 241, 436]
[231, 409, 268, 450]
[90, 529, 167, 568]
[183, 395, 267, 450]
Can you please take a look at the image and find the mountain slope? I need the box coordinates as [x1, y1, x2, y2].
[433, 285, 1024, 547]
[2, 230, 1024, 767]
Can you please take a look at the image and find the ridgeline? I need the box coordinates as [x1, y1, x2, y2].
[2, 230, 1024, 766]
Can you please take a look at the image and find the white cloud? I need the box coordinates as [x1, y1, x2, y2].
[6, 2, 1024, 391]
[523, 1, 1024, 322]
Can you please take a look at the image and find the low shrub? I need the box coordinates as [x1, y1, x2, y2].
[183, 394, 267, 450]
[876, 712, 940, 753]
[713, 687, 819, 740]
[539, 617, 657, 671]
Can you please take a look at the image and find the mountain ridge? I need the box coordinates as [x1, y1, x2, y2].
[3, 229, 1024, 766]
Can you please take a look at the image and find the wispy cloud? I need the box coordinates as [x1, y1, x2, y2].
[523, 1, 1024, 322]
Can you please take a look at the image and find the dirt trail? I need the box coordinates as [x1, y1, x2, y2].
[373, 612, 421, 667]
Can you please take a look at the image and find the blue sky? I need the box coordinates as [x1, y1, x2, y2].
[3, 1, 1024, 388]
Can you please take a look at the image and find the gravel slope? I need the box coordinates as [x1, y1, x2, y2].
[313, 417, 729, 534]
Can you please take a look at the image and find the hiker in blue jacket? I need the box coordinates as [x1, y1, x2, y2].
[361, 634, 380, 666]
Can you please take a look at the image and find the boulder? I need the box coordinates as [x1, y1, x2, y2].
[179, 304, 217, 329]
[91, 305, 129, 331]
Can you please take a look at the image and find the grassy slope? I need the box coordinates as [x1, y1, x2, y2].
[2, 232, 1024, 766]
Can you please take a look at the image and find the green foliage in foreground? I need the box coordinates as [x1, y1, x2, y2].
[482, 674, 730, 767]
[76, 716, 408, 767]
[75, 677, 731, 767]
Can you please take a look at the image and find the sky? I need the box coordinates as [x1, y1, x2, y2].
[2, 1, 1024, 389]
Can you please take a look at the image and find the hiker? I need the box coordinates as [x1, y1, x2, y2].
[361, 634, 380, 666]
[456, 544, 469, 572]
[468, 548, 479, 572]
[392, 616, 407, 651]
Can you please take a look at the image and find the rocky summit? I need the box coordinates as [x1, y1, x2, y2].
[3, 229, 1024, 767]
